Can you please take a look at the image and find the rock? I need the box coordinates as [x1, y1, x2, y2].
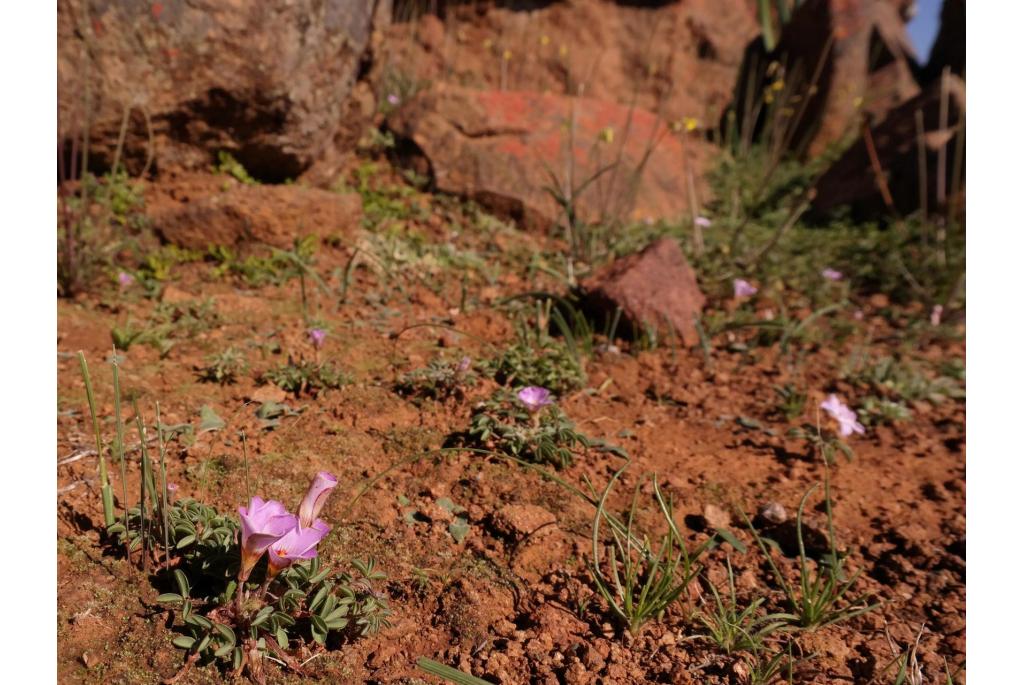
[250, 386, 288, 405]
[757, 501, 788, 526]
[489, 504, 558, 542]
[701, 504, 731, 531]
[154, 184, 362, 250]
[579, 238, 706, 347]
[727, 0, 920, 158]
[58, 1, 377, 179]
[372, 1, 758, 131]
[811, 74, 965, 219]
[387, 84, 715, 231]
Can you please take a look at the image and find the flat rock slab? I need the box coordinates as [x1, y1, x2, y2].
[387, 84, 714, 231]
[154, 184, 362, 250]
[580, 238, 706, 347]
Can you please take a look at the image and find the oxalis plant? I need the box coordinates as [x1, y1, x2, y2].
[465, 386, 596, 469]
[76, 354, 389, 683]
[149, 474, 391, 683]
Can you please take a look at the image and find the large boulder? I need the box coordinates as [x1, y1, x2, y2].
[579, 238, 706, 347]
[811, 74, 965, 218]
[386, 84, 715, 231]
[727, 0, 920, 158]
[371, 0, 759, 133]
[57, 0, 379, 180]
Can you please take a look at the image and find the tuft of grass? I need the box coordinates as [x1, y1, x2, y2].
[485, 297, 590, 395]
[744, 470, 880, 630]
[590, 470, 713, 635]
[696, 557, 790, 654]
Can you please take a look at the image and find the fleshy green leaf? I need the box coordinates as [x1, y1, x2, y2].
[198, 405, 225, 433]
[172, 636, 196, 650]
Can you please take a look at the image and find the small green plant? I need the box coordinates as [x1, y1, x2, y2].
[857, 396, 912, 426]
[263, 358, 352, 397]
[744, 642, 796, 685]
[135, 245, 203, 292]
[843, 354, 965, 405]
[112, 299, 221, 356]
[484, 299, 588, 395]
[214, 150, 258, 185]
[465, 389, 591, 469]
[773, 384, 807, 421]
[198, 348, 248, 385]
[590, 471, 714, 634]
[745, 471, 880, 630]
[696, 557, 790, 654]
[416, 657, 491, 685]
[787, 424, 854, 464]
[395, 356, 478, 402]
[880, 623, 925, 685]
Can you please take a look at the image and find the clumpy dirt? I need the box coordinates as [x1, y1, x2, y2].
[57, 174, 964, 684]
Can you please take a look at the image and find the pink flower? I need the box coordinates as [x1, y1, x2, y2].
[820, 394, 865, 438]
[298, 471, 338, 528]
[267, 520, 330, 577]
[238, 497, 298, 581]
[733, 279, 758, 298]
[694, 216, 712, 229]
[117, 271, 134, 288]
[821, 268, 843, 281]
[387, 93, 400, 106]
[930, 304, 943, 327]
[457, 356, 472, 374]
[308, 328, 327, 349]
[517, 386, 553, 413]
[853, 309, 864, 321]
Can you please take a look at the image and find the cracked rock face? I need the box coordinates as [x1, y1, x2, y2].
[386, 84, 715, 231]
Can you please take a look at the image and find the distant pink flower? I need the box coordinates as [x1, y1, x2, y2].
[733, 279, 758, 298]
[387, 93, 400, 106]
[117, 271, 134, 288]
[166, 483, 178, 502]
[517, 386, 553, 413]
[267, 519, 330, 577]
[821, 268, 843, 281]
[694, 216, 712, 229]
[820, 394, 865, 438]
[298, 471, 338, 528]
[457, 356, 472, 374]
[237, 497, 297, 581]
[853, 309, 864, 321]
[308, 328, 327, 349]
[930, 304, 943, 327]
